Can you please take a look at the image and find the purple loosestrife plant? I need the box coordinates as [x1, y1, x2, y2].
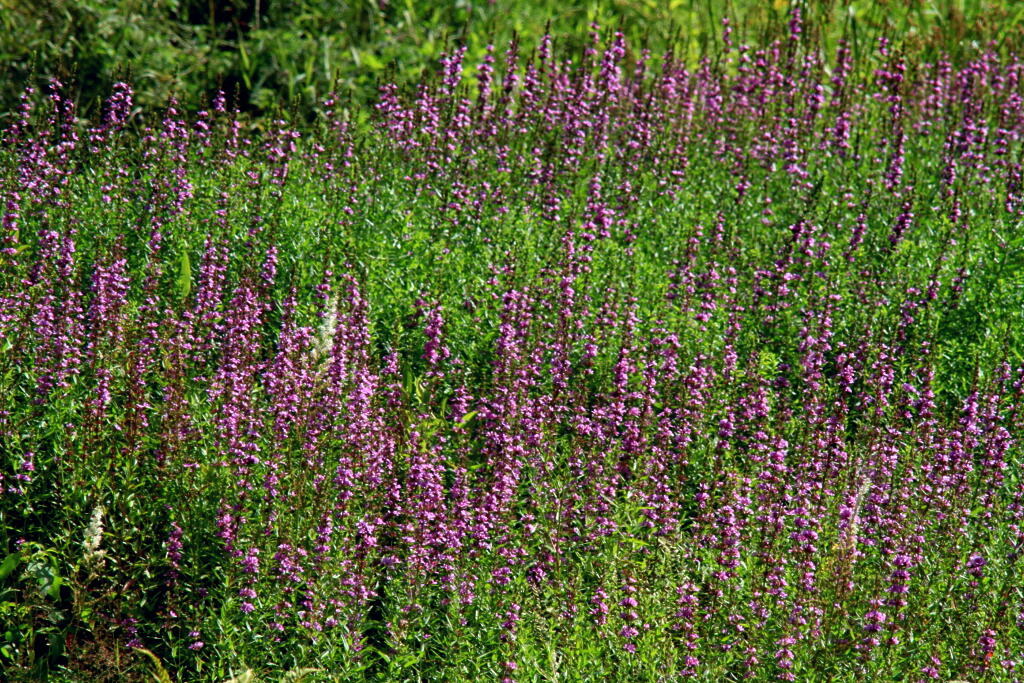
[1, 23, 1024, 682]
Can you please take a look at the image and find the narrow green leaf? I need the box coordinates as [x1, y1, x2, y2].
[136, 647, 173, 683]
[456, 410, 478, 427]
[177, 249, 192, 300]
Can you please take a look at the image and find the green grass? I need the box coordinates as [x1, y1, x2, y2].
[2, 0, 1024, 120]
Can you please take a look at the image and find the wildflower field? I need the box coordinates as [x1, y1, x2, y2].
[2, 6, 1024, 682]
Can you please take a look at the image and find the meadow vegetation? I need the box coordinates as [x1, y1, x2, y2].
[2, 0, 1022, 119]
[1, 4, 1024, 681]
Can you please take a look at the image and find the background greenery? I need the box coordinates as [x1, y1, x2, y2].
[2, 0, 1023, 121]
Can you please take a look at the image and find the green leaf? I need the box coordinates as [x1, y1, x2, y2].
[238, 40, 252, 90]
[26, 556, 59, 598]
[0, 553, 20, 580]
[137, 647, 173, 683]
[177, 249, 192, 300]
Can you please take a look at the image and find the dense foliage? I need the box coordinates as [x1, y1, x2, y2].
[1, 0, 1022, 121]
[2, 11, 1024, 682]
